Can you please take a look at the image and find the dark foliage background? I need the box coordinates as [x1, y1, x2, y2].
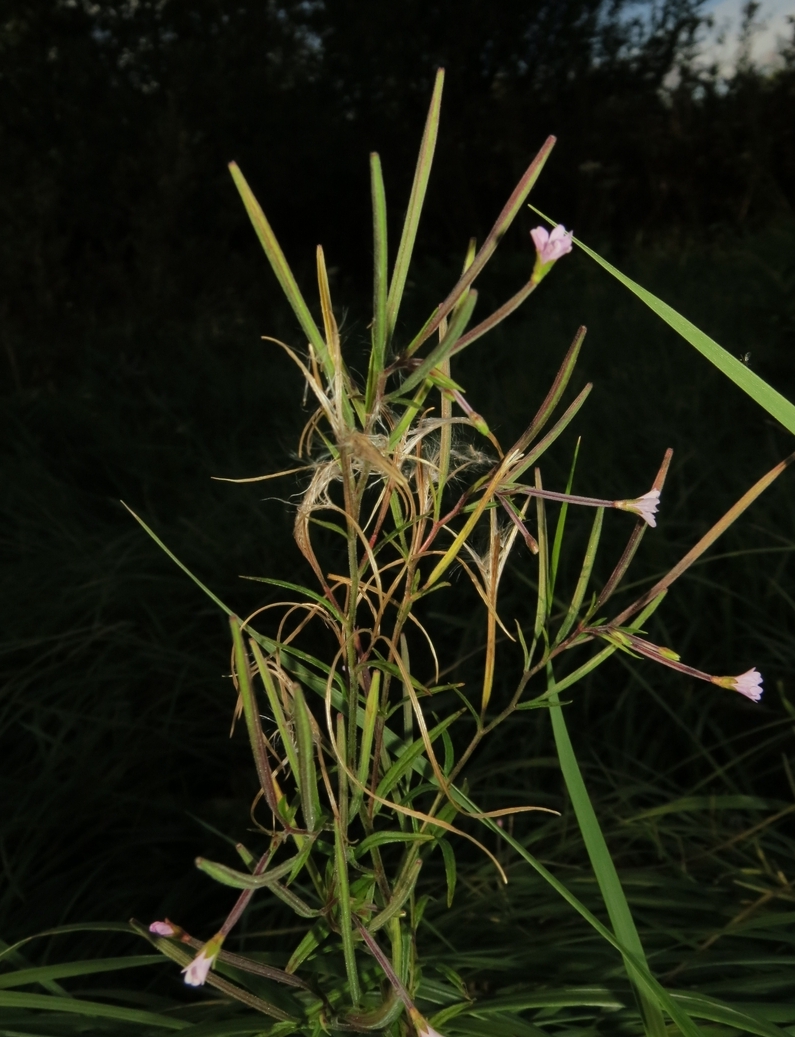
[2, 0, 795, 984]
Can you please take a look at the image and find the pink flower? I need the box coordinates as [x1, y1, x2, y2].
[412, 1013, 446, 1037]
[149, 920, 176, 937]
[182, 950, 213, 987]
[615, 488, 660, 527]
[531, 224, 573, 265]
[712, 668, 763, 702]
[733, 668, 763, 702]
[182, 933, 224, 987]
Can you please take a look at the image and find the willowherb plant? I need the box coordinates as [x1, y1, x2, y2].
[129, 69, 793, 1037]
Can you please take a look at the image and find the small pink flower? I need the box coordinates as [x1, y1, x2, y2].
[412, 1012, 446, 1037]
[182, 933, 223, 987]
[615, 488, 660, 527]
[149, 920, 176, 937]
[733, 668, 763, 702]
[531, 224, 573, 265]
[182, 950, 213, 987]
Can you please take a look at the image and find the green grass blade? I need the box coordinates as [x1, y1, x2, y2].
[0, 956, 162, 989]
[530, 205, 795, 436]
[547, 665, 666, 1037]
[366, 152, 389, 413]
[228, 162, 331, 379]
[447, 786, 704, 1037]
[0, 990, 188, 1029]
[670, 993, 788, 1037]
[385, 68, 445, 346]
[0, 923, 137, 963]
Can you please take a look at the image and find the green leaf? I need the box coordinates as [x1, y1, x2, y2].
[439, 839, 457, 907]
[195, 854, 297, 890]
[351, 670, 380, 818]
[554, 506, 604, 646]
[285, 921, 328, 974]
[505, 382, 592, 485]
[354, 831, 435, 857]
[0, 956, 162, 990]
[670, 992, 788, 1037]
[406, 135, 556, 356]
[228, 162, 331, 380]
[386, 289, 478, 401]
[366, 151, 389, 413]
[292, 682, 321, 833]
[546, 665, 666, 1037]
[240, 577, 345, 624]
[530, 205, 795, 436]
[368, 856, 422, 933]
[375, 711, 461, 804]
[447, 784, 704, 1037]
[334, 818, 361, 1006]
[0, 991, 188, 1029]
[549, 438, 580, 602]
[385, 68, 445, 347]
[248, 639, 301, 785]
[230, 615, 279, 814]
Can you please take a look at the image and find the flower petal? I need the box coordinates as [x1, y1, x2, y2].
[530, 226, 550, 253]
[182, 950, 213, 987]
[149, 920, 176, 937]
[734, 668, 763, 702]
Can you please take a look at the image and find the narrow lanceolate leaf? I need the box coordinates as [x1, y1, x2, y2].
[406, 134, 556, 356]
[439, 839, 457, 907]
[549, 438, 581, 602]
[230, 616, 279, 815]
[228, 162, 332, 379]
[530, 205, 795, 436]
[355, 831, 435, 857]
[293, 682, 321, 833]
[368, 856, 422, 932]
[546, 666, 667, 1037]
[334, 818, 361, 1006]
[386, 290, 478, 402]
[196, 854, 298, 890]
[375, 711, 462, 804]
[506, 382, 592, 486]
[351, 669, 380, 818]
[366, 152, 389, 413]
[248, 639, 300, 783]
[386, 67, 445, 346]
[555, 507, 603, 646]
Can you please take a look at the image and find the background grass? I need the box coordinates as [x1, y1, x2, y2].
[2, 222, 795, 1033]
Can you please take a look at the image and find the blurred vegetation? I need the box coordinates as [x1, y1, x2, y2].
[2, 2, 795, 1032]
